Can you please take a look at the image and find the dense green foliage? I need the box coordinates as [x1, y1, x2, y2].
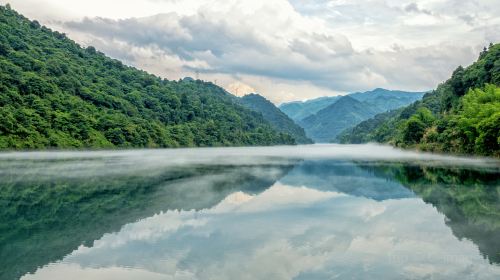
[0, 6, 295, 149]
[336, 109, 401, 143]
[426, 85, 500, 154]
[340, 44, 500, 156]
[239, 93, 312, 144]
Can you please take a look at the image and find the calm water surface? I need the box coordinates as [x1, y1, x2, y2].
[1, 144, 499, 280]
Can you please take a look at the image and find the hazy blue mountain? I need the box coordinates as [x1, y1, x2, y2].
[279, 89, 424, 124]
[279, 88, 425, 143]
[299, 96, 379, 142]
[349, 88, 425, 111]
[279, 96, 340, 122]
[240, 94, 313, 144]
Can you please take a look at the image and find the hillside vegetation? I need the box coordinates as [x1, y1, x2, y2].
[239, 94, 312, 144]
[340, 44, 500, 157]
[0, 5, 295, 149]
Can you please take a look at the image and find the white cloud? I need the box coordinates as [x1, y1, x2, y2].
[1, 0, 499, 102]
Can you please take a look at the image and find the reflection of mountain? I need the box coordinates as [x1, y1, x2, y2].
[0, 162, 294, 280]
[363, 164, 500, 264]
[279, 160, 414, 201]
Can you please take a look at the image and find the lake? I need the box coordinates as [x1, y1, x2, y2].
[1, 144, 499, 280]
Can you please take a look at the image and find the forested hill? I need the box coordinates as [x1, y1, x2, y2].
[299, 96, 379, 143]
[339, 43, 500, 157]
[0, 5, 295, 149]
[239, 94, 312, 144]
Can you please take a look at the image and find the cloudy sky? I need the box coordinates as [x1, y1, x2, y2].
[3, 0, 499, 103]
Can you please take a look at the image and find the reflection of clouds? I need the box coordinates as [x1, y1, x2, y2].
[212, 183, 343, 213]
[23, 183, 500, 280]
[22, 264, 178, 280]
[87, 211, 209, 249]
[357, 204, 386, 221]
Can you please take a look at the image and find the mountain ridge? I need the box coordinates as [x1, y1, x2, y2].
[279, 96, 341, 122]
[239, 93, 313, 144]
[287, 89, 424, 143]
[0, 5, 296, 149]
[299, 95, 380, 143]
[279, 88, 425, 124]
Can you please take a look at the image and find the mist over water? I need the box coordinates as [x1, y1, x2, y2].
[1, 144, 499, 280]
[0, 144, 498, 178]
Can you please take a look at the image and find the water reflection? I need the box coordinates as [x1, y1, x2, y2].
[21, 180, 500, 280]
[280, 160, 415, 200]
[0, 159, 295, 280]
[364, 164, 500, 264]
[0, 146, 498, 279]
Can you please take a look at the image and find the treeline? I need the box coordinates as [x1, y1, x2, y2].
[0, 5, 295, 149]
[339, 43, 500, 157]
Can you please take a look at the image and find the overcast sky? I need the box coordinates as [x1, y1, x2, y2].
[3, 0, 499, 103]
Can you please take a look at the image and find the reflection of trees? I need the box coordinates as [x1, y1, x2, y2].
[364, 163, 500, 264]
[0, 163, 294, 280]
[280, 160, 414, 201]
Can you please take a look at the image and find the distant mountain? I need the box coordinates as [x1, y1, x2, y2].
[349, 88, 425, 111]
[240, 94, 313, 144]
[299, 96, 379, 142]
[279, 89, 424, 124]
[279, 96, 340, 122]
[279, 88, 425, 143]
[339, 43, 500, 157]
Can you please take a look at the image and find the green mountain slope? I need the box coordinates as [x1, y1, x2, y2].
[340, 43, 500, 157]
[336, 109, 401, 144]
[299, 96, 379, 142]
[0, 5, 295, 149]
[239, 94, 312, 144]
